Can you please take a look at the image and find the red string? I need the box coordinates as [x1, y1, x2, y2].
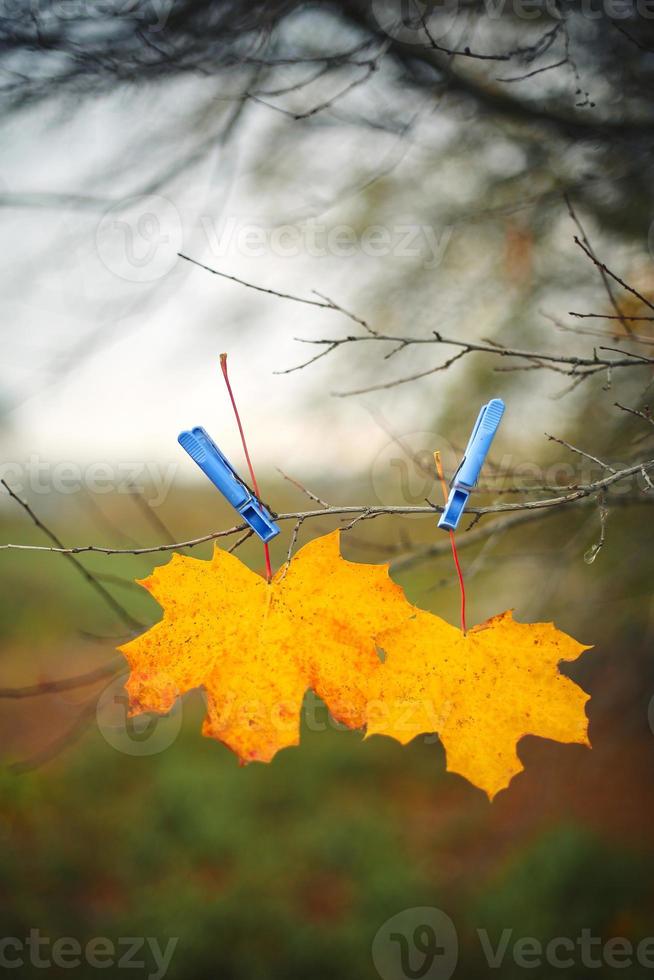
[448, 531, 467, 635]
[219, 353, 273, 583]
[434, 451, 467, 635]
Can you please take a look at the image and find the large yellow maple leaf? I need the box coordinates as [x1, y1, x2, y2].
[119, 530, 412, 763]
[365, 609, 591, 798]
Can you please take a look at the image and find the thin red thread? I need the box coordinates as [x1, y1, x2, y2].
[220, 353, 273, 583]
[434, 452, 467, 635]
[448, 530, 467, 635]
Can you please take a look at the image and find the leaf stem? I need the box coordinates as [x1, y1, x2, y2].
[433, 452, 467, 635]
[219, 353, 273, 582]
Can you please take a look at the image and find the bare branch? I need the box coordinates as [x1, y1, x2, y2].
[544, 433, 616, 473]
[583, 493, 609, 564]
[565, 196, 631, 332]
[2, 457, 653, 559]
[391, 508, 565, 572]
[0, 662, 120, 699]
[497, 58, 568, 83]
[276, 468, 330, 508]
[279, 330, 653, 396]
[332, 350, 468, 396]
[615, 402, 654, 427]
[573, 236, 654, 314]
[179, 252, 369, 332]
[391, 491, 649, 572]
[227, 529, 254, 554]
[1, 479, 143, 631]
[598, 345, 654, 363]
[280, 517, 305, 580]
[568, 312, 654, 324]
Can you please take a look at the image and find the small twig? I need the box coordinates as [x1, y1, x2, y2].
[333, 349, 468, 396]
[276, 468, 330, 508]
[179, 252, 368, 332]
[497, 58, 567, 83]
[227, 529, 254, 554]
[0, 661, 120, 699]
[545, 433, 616, 473]
[310, 289, 375, 335]
[573, 236, 654, 313]
[568, 312, 654, 324]
[599, 346, 654, 363]
[566, 197, 631, 332]
[583, 493, 609, 564]
[93, 572, 143, 593]
[280, 518, 305, 580]
[274, 340, 344, 375]
[615, 402, 654, 427]
[419, 11, 511, 61]
[340, 508, 380, 531]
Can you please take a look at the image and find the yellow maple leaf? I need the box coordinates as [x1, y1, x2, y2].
[365, 609, 591, 798]
[119, 530, 412, 763]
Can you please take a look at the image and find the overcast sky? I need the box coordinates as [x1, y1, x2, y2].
[0, 71, 578, 503]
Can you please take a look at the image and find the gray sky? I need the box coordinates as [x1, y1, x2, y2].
[0, 73, 584, 501]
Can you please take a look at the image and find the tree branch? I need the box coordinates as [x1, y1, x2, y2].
[2, 457, 652, 559]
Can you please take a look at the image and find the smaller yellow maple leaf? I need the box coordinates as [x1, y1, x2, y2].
[365, 610, 591, 799]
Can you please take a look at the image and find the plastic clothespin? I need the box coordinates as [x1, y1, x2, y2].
[438, 398, 506, 532]
[178, 426, 280, 543]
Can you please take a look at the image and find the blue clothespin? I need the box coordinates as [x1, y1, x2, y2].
[438, 398, 505, 532]
[178, 426, 280, 543]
